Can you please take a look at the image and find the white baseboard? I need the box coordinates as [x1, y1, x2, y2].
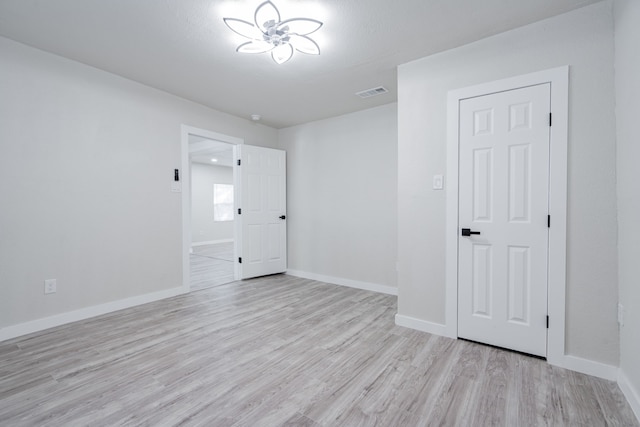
[393, 315, 620, 382]
[191, 239, 233, 247]
[395, 314, 452, 337]
[549, 354, 618, 381]
[286, 270, 397, 296]
[0, 286, 187, 342]
[619, 370, 640, 422]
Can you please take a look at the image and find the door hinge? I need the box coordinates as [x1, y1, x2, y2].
[549, 112, 552, 127]
[238, 208, 241, 215]
[548, 215, 551, 228]
[237, 159, 241, 166]
[238, 257, 242, 264]
[546, 315, 549, 329]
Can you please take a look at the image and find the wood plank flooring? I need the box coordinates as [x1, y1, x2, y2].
[190, 242, 235, 290]
[0, 275, 637, 426]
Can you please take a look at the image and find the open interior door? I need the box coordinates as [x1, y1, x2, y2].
[235, 145, 287, 279]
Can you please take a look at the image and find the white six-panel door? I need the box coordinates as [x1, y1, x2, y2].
[236, 145, 287, 280]
[458, 84, 551, 357]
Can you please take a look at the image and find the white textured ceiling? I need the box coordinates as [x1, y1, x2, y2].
[0, 0, 600, 128]
[189, 135, 234, 167]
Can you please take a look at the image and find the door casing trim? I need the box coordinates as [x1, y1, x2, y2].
[445, 67, 569, 366]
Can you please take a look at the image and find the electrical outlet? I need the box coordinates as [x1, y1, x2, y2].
[44, 279, 57, 294]
[618, 303, 625, 327]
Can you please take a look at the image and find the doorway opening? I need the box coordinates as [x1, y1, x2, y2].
[190, 136, 236, 290]
[181, 125, 243, 292]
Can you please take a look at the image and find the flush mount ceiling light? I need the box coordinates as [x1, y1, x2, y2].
[223, 1, 323, 64]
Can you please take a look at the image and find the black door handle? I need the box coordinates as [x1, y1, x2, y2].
[279, 215, 286, 220]
[461, 228, 481, 236]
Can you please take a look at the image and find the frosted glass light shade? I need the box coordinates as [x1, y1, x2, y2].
[224, 0, 322, 64]
[278, 18, 322, 36]
[290, 35, 320, 55]
[223, 18, 262, 40]
[254, 1, 280, 30]
[237, 40, 274, 54]
[272, 43, 293, 64]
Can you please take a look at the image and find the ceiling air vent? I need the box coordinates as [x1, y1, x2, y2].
[356, 86, 388, 99]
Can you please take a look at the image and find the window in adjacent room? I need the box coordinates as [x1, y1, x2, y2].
[213, 183, 234, 221]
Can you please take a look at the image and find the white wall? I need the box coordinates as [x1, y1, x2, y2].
[397, 2, 619, 365]
[191, 163, 234, 243]
[191, 163, 234, 244]
[278, 104, 398, 291]
[0, 36, 277, 331]
[614, 0, 640, 415]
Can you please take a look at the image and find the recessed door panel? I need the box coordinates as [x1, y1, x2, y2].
[508, 144, 531, 222]
[473, 148, 493, 222]
[267, 175, 281, 212]
[247, 224, 263, 263]
[508, 246, 530, 324]
[474, 109, 494, 136]
[472, 244, 493, 318]
[247, 174, 262, 212]
[509, 102, 532, 131]
[267, 223, 282, 261]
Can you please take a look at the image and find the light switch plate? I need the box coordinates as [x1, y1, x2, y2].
[433, 175, 444, 190]
[171, 182, 182, 193]
[44, 279, 57, 294]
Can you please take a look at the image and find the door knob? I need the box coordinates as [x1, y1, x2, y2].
[279, 215, 286, 220]
[461, 228, 481, 236]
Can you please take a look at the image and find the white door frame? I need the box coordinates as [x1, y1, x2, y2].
[180, 125, 243, 293]
[445, 67, 568, 365]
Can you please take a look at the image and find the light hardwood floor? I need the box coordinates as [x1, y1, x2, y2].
[0, 275, 637, 426]
[190, 242, 235, 290]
